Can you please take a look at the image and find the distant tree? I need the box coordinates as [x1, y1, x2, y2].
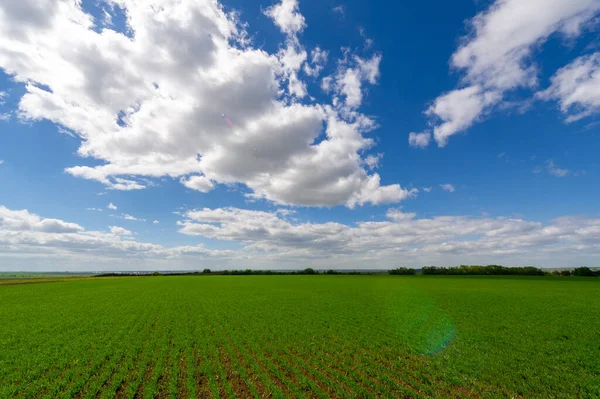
[573, 267, 595, 277]
[302, 268, 317, 275]
[202, 269, 211, 274]
[152, 271, 161, 276]
[326, 269, 339, 275]
[560, 270, 572, 277]
[420, 265, 545, 276]
[389, 267, 416, 275]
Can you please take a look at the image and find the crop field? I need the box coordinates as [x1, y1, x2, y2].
[1, 276, 599, 398]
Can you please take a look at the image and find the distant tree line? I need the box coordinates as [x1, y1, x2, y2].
[94, 266, 599, 278]
[419, 265, 599, 277]
[204, 268, 368, 275]
[388, 267, 416, 275]
[421, 265, 546, 276]
[550, 267, 599, 277]
[95, 268, 371, 277]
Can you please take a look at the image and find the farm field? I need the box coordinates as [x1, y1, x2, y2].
[0, 276, 599, 398]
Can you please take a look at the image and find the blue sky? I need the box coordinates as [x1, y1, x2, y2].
[0, 0, 599, 271]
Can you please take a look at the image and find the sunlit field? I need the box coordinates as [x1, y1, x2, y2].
[1, 276, 599, 398]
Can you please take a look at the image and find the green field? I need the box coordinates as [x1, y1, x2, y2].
[1, 276, 599, 398]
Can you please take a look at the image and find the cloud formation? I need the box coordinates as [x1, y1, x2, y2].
[538, 52, 600, 122]
[110, 226, 132, 236]
[177, 207, 600, 268]
[421, 0, 600, 147]
[408, 132, 431, 148]
[1, 204, 599, 270]
[0, 0, 414, 209]
[122, 214, 145, 222]
[0, 205, 233, 270]
[439, 184, 455, 193]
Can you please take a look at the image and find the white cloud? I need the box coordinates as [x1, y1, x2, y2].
[538, 52, 600, 122]
[321, 76, 333, 92]
[0, 160, 4, 165]
[359, 28, 373, 50]
[440, 184, 455, 193]
[180, 175, 214, 193]
[546, 160, 569, 177]
[0, 205, 83, 233]
[329, 54, 382, 110]
[356, 54, 381, 84]
[177, 207, 600, 269]
[423, 187, 432, 193]
[364, 154, 382, 170]
[122, 214, 145, 222]
[337, 68, 363, 108]
[110, 226, 132, 236]
[332, 5, 345, 16]
[86, 208, 103, 212]
[107, 203, 117, 210]
[427, 86, 502, 147]
[303, 47, 328, 78]
[0, 205, 233, 271]
[264, 0, 306, 36]
[0, 0, 408, 208]
[102, 8, 113, 27]
[0, 91, 6, 105]
[422, 0, 600, 146]
[1, 204, 600, 270]
[153, 220, 160, 224]
[408, 132, 431, 149]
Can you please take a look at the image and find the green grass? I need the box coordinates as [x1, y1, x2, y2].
[0, 275, 599, 398]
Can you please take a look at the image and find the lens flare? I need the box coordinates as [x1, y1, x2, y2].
[221, 113, 233, 127]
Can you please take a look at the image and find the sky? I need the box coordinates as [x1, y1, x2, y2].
[0, 0, 599, 271]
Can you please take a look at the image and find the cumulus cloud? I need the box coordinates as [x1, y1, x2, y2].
[1, 204, 600, 270]
[180, 175, 214, 193]
[538, 52, 600, 122]
[422, 187, 432, 193]
[421, 0, 600, 146]
[153, 220, 160, 224]
[0, 91, 6, 105]
[427, 87, 502, 147]
[0, 204, 233, 270]
[0, 0, 409, 208]
[408, 132, 431, 148]
[177, 207, 600, 268]
[264, 0, 306, 36]
[110, 226, 132, 236]
[440, 184, 455, 193]
[0, 206, 83, 233]
[107, 203, 117, 210]
[325, 53, 382, 111]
